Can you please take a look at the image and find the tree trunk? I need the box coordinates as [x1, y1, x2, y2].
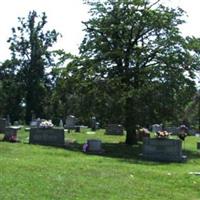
[25, 103, 32, 124]
[25, 89, 34, 124]
[124, 97, 138, 145]
[198, 94, 200, 131]
[125, 127, 138, 145]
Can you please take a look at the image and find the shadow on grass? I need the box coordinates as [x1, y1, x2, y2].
[64, 141, 155, 164]
[64, 140, 200, 164]
[1, 134, 199, 164]
[183, 149, 200, 160]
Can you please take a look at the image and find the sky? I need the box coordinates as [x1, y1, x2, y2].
[0, 0, 200, 74]
[0, 0, 89, 61]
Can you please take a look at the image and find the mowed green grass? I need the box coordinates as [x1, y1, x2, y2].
[0, 128, 200, 200]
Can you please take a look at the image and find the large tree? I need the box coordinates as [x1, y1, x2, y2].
[7, 11, 60, 123]
[184, 90, 200, 130]
[0, 60, 24, 122]
[78, 0, 198, 144]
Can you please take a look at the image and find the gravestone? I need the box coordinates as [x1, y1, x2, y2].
[3, 127, 21, 142]
[179, 125, 188, 133]
[96, 122, 100, 129]
[30, 119, 41, 128]
[164, 127, 178, 135]
[13, 121, 19, 126]
[91, 116, 96, 131]
[64, 115, 80, 132]
[29, 128, 65, 147]
[105, 124, 124, 135]
[6, 115, 11, 126]
[64, 115, 76, 128]
[152, 124, 162, 132]
[142, 138, 186, 162]
[0, 118, 7, 133]
[177, 125, 188, 141]
[59, 119, 64, 128]
[87, 139, 102, 152]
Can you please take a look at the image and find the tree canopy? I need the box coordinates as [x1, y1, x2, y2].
[0, 3, 199, 137]
[6, 11, 60, 123]
[77, 0, 199, 144]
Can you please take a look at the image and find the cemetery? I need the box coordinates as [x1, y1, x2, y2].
[0, 0, 200, 199]
[0, 122, 200, 199]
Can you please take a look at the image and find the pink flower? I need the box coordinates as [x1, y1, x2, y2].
[7, 134, 17, 142]
[83, 143, 88, 152]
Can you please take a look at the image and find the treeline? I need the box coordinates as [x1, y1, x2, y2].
[0, 1, 199, 144]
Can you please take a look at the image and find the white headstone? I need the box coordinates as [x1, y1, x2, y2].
[59, 119, 63, 127]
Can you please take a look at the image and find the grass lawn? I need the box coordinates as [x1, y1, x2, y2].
[0, 128, 200, 200]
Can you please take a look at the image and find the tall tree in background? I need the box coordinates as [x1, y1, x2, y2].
[184, 37, 200, 130]
[184, 90, 200, 129]
[0, 60, 24, 122]
[79, 0, 198, 144]
[7, 11, 60, 123]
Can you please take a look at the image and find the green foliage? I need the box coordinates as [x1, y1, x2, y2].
[7, 11, 60, 123]
[0, 3, 199, 131]
[77, 0, 198, 144]
[184, 90, 200, 129]
[0, 60, 24, 121]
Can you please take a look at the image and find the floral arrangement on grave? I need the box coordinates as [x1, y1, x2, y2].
[137, 128, 150, 140]
[156, 131, 170, 139]
[177, 125, 188, 141]
[83, 142, 89, 152]
[3, 134, 17, 142]
[39, 120, 54, 129]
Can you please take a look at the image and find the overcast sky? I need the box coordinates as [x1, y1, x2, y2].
[0, 0, 200, 63]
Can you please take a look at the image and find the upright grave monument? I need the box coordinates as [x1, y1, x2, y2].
[29, 128, 65, 147]
[105, 124, 124, 135]
[29, 120, 65, 147]
[64, 115, 80, 132]
[142, 138, 187, 162]
[0, 118, 7, 133]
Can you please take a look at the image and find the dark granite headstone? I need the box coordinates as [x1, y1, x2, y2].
[6, 115, 11, 126]
[3, 127, 20, 142]
[0, 118, 7, 133]
[65, 115, 77, 128]
[30, 119, 41, 128]
[64, 115, 81, 133]
[164, 127, 178, 135]
[142, 138, 186, 162]
[197, 142, 200, 149]
[91, 116, 96, 131]
[96, 122, 100, 129]
[87, 139, 102, 152]
[29, 128, 65, 147]
[13, 121, 19, 126]
[105, 124, 124, 135]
